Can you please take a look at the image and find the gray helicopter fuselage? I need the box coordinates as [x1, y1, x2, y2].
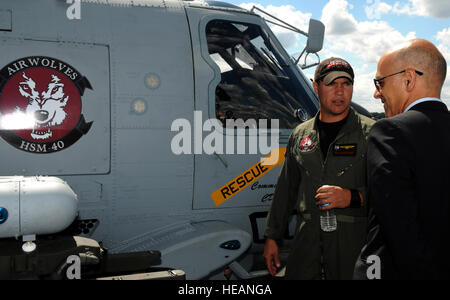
[0, 0, 320, 279]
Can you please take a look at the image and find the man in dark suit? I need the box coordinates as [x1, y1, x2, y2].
[353, 39, 450, 279]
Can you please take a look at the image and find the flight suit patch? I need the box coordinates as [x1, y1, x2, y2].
[299, 136, 315, 152]
[333, 143, 357, 156]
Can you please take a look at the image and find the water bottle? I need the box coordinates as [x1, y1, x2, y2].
[320, 203, 337, 232]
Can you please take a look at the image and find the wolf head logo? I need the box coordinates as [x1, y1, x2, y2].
[0, 56, 93, 154]
[17, 72, 69, 140]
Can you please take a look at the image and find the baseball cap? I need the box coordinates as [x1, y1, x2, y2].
[314, 57, 354, 85]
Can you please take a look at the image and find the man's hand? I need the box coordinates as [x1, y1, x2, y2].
[263, 238, 281, 276]
[315, 185, 351, 210]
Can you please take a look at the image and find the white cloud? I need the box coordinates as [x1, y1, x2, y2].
[392, 0, 450, 19]
[238, 3, 311, 51]
[351, 64, 384, 112]
[322, 0, 416, 64]
[321, 0, 358, 35]
[436, 28, 450, 107]
[365, 0, 393, 20]
[363, 0, 450, 19]
[239, 0, 415, 64]
[437, 28, 450, 46]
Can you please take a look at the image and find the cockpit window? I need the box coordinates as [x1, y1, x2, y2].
[206, 19, 317, 129]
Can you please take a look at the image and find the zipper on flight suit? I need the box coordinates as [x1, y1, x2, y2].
[336, 153, 365, 177]
[318, 130, 346, 280]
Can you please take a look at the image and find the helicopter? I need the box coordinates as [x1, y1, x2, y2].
[0, 0, 371, 279]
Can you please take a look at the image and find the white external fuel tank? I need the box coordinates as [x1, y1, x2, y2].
[0, 176, 78, 239]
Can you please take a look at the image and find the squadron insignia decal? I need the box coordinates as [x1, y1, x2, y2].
[299, 136, 315, 152]
[0, 56, 93, 153]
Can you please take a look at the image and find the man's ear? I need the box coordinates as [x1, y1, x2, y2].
[313, 81, 319, 94]
[404, 68, 416, 92]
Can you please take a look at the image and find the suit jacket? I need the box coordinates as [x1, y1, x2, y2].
[354, 101, 450, 280]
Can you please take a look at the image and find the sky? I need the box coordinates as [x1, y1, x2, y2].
[225, 0, 450, 113]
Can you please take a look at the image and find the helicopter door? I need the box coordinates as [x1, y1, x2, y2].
[187, 11, 318, 209]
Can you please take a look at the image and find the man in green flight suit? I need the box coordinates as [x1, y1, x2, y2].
[263, 57, 375, 280]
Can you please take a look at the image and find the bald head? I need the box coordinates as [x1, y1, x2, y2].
[386, 39, 447, 91]
[375, 39, 447, 116]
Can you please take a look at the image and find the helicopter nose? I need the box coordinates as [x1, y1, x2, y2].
[34, 110, 49, 122]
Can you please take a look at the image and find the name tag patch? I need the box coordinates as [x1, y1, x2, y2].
[333, 143, 357, 156]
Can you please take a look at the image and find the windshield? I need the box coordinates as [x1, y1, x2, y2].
[206, 20, 318, 129]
